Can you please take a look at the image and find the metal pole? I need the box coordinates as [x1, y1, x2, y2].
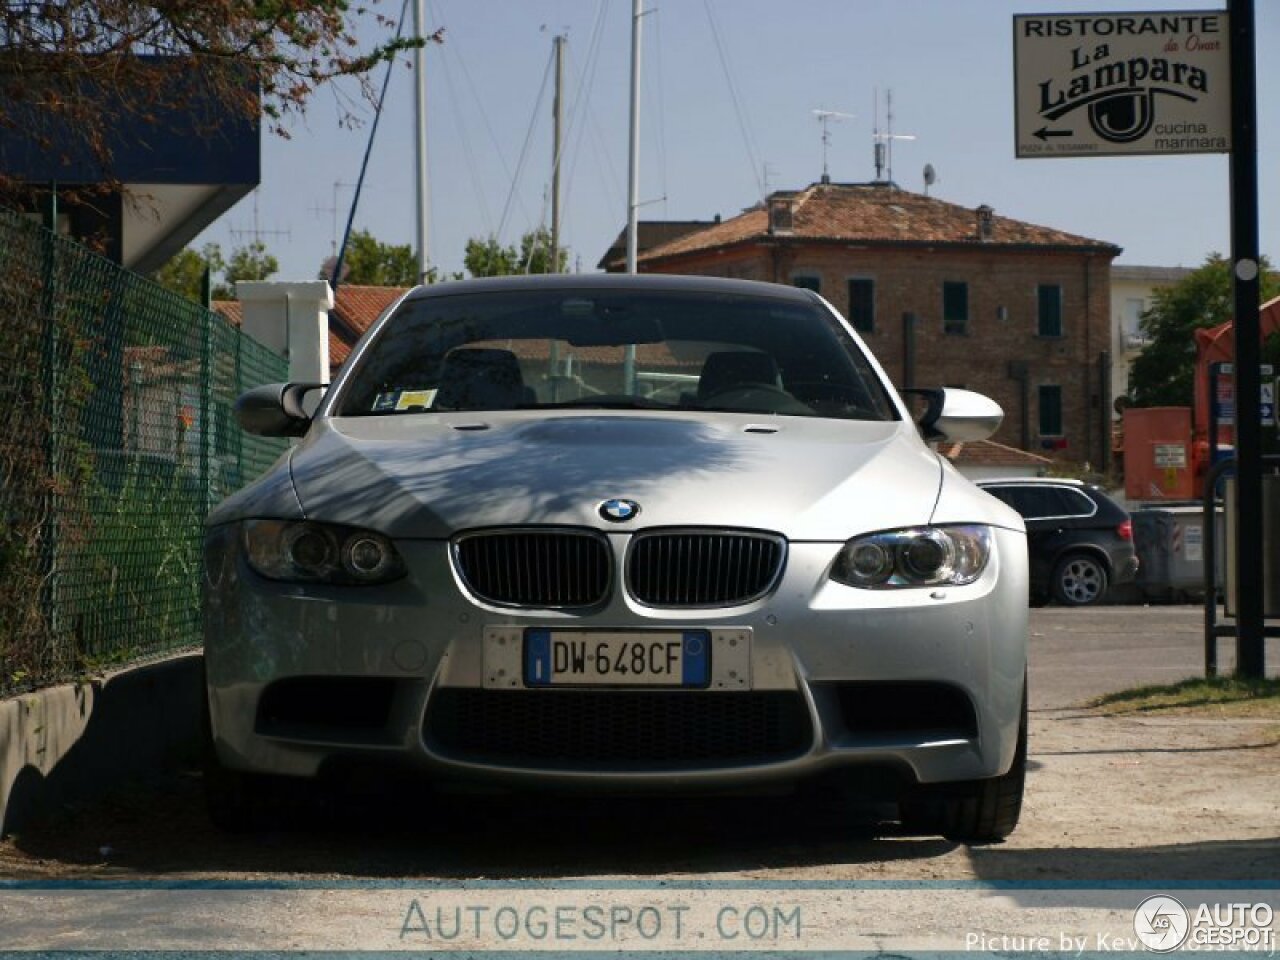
[413, 0, 429, 285]
[623, 0, 643, 394]
[40, 185, 60, 642]
[551, 35, 565, 273]
[1228, 0, 1264, 678]
[626, 0, 643, 275]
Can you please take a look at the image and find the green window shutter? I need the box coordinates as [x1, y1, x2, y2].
[943, 281, 968, 335]
[848, 278, 874, 333]
[1038, 384, 1063, 436]
[1038, 284, 1063, 337]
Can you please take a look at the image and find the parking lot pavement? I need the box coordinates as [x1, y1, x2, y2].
[1028, 605, 1279, 709]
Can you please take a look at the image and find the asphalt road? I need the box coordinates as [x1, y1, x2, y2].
[1028, 604, 1278, 709]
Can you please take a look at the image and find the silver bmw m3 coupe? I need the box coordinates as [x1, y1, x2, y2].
[203, 274, 1029, 842]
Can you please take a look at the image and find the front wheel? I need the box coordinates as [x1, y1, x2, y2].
[901, 686, 1027, 844]
[1052, 552, 1109, 606]
[201, 672, 281, 831]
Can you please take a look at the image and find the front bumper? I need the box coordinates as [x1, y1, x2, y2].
[204, 526, 1028, 790]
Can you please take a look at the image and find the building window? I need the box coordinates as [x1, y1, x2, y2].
[943, 281, 968, 335]
[792, 275, 820, 293]
[1122, 297, 1148, 348]
[1038, 385, 1063, 436]
[847, 278, 874, 333]
[1038, 284, 1063, 337]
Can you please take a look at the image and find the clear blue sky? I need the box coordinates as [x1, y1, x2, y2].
[193, 0, 1280, 282]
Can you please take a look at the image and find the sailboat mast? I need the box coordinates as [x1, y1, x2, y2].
[412, 0, 429, 283]
[551, 34, 565, 273]
[626, 0, 643, 275]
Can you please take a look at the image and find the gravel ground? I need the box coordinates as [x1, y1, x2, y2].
[1, 606, 1276, 882]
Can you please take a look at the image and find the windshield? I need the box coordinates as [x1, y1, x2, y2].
[334, 288, 898, 421]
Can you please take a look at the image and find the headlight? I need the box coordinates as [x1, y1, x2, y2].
[242, 520, 406, 585]
[831, 525, 991, 589]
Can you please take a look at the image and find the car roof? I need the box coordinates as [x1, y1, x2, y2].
[400, 272, 820, 303]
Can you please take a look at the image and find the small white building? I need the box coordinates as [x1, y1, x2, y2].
[1110, 264, 1191, 411]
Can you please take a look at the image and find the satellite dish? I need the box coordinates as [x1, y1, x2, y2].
[923, 163, 938, 195]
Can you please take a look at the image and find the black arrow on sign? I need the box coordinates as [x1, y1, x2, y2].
[1034, 126, 1073, 141]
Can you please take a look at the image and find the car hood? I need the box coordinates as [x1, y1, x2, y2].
[284, 411, 949, 541]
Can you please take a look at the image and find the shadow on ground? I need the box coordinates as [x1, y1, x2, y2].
[3, 769, 1277, 882]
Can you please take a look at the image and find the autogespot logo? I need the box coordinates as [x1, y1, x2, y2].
[1134, 895, 1191, 952]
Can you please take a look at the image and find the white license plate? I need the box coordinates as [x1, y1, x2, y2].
[524, 629, 710, 687]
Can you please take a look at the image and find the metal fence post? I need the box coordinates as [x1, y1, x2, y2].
[39, 188, 61, 646]
[235, 327, 244, 487]
[200, 306, 213, 517]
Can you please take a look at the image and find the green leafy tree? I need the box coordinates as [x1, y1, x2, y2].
[464, 227, 568, 278]
[1128, 253, 1280, 408]
[335, 229, 417, 285]
[464, 235, 520, 278]
[153, 243, 226, 302]
[520, 227, 570, 275]
[155, 240, 277, 300]
[214, 241, 279, 298]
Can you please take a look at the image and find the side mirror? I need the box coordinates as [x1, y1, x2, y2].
[905, 387, 1003, 443]
[235, 382, 325, 437]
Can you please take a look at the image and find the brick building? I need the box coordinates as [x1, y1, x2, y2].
[607, 181, 1121, 466]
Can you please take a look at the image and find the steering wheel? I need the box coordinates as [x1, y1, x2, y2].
[784, 380, 881, 419]
[698, 382, 812, 414]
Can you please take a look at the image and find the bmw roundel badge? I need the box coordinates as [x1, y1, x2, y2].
[599, 499, 640, 523]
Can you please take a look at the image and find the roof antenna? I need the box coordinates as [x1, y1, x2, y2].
[923, 163, 937, 196]
[872, 88, 915, 185]
[812, 108, 853, 184]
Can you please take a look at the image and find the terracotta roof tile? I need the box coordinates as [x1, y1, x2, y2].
[333, 284, 409, 337]
[328, 284, 410, 371]
[211, 300, 242, 326]
[639, 183, 1118, 263]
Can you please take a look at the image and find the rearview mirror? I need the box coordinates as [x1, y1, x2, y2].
[905, 388, 1003, 443]
[235, 382, 325, 437]
[559, 301, 664, 347]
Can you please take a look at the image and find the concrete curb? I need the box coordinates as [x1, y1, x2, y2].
[0, 652, 203, 837]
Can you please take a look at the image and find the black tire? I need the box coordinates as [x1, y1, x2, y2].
[201, 670, 275, 832]
[1051, 552, 1109, 606]
[203, 749, 276, 832]
[901, 685, 1027, 844]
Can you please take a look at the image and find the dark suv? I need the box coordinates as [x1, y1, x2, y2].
[977, 478, 1138, 606]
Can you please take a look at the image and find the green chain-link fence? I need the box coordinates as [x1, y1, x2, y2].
[0, 209, 289, 695]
